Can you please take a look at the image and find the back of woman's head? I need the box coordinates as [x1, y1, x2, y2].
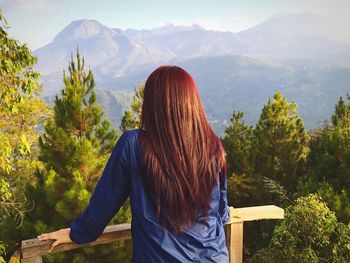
[139, 65, 227, 234]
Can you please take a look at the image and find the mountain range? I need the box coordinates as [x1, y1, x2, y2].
[34, 12, 350, 135]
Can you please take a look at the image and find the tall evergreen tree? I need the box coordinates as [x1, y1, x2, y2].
[331, 94, 350, 126]
[252, 91, 309, 194]
[223, 111, 254, 176]
[223, 92, 309, 260]
[223, 111, 255, 207]
[24, 51, 132, 262]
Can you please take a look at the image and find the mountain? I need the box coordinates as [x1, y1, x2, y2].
[34, 13, 350, 135]
[34, 13, 350, 96]
[34, 19, 175, 96]
[124, 23, 246, 57]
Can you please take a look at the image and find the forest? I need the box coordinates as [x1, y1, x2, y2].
[1, 11, 350, 263]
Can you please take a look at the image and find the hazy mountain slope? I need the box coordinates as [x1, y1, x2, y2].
[176, 56, 350, 134]
[103, 55, 350, 135]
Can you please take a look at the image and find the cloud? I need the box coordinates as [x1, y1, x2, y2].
[1, 0, 59, 13]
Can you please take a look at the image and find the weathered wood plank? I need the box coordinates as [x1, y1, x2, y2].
[227, 205, 284, 223]
[21, 223, 131, 259]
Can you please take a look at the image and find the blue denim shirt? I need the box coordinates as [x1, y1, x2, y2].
[70, 128, 230, 262]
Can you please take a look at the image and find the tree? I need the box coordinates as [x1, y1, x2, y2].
[223, 111, 256, 207]
[24, 51, 132, 262]
[331, 94, 350, 126]
[252, 91, 309, 194]
[223, 111, 254, 176]
[0, 11, 49, 261]
[223, 92, 310, 260]
[119, 83, 143, 132]
[252, 194, 350, 263]
[299, 95, 350, 224]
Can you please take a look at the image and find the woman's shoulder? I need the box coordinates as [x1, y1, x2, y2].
[119, 129, 144, 160]
[123, 128, 143, 136]
[121, 128, 144, 142]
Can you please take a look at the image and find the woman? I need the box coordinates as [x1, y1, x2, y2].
[38, 65, 231, 262]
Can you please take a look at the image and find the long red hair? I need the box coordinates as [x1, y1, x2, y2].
[139, 65, 227, 234]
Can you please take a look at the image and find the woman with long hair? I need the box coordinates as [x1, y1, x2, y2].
[38, 65, 230, 262]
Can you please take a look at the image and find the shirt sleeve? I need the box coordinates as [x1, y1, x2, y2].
[219, 170, 230, 224]
[69, 131, 131, 244]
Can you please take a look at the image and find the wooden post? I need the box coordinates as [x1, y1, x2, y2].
[225, 205, 284, 263]
[225, 219, 243, 263]
[231, 221, 243, 263]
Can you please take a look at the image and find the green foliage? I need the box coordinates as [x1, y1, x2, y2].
[252, 194, 350, 263]
[252, 91, 309, 194]
[0, 11, 49, 260]
[224, 92, 309, 208]
[223, 111, 254, 176]
[0, 241, 5, 263]
[119, 84, 143, 132]
[223, 92, 310, 259]
[299, 95, 350, 224]
[223, 111, 258, 208]
[331, 94, 350, 126]
[24, 51, 132, 262]
[0, 11, 41, 113]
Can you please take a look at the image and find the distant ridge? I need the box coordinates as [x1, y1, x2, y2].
[33, 13, 350, 134]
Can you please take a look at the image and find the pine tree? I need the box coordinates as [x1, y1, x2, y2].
[331, 94, 350, 126]
[223, 111, 254, 176]
[119, 84, 143, 132]
[223, 111, 255, 207]
[24, 51, 133, 262]
[252, 91, 309, 194]
[225, 92, 309, 260]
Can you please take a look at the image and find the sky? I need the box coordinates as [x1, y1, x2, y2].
[1, 0, 350, 50]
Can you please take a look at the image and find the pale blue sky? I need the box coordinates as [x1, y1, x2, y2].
[1, 0, 349, 50]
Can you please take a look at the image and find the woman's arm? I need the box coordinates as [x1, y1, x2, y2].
[219, 171, 230, 224]
[37, 131, 131, 250]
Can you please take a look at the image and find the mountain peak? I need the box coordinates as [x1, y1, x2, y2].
[53, 19, 112, 42]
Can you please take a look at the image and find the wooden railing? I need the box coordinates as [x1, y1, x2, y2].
[10, 205, 284, 263]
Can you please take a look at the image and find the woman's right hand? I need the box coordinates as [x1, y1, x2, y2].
[37, 228, 72, 252]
